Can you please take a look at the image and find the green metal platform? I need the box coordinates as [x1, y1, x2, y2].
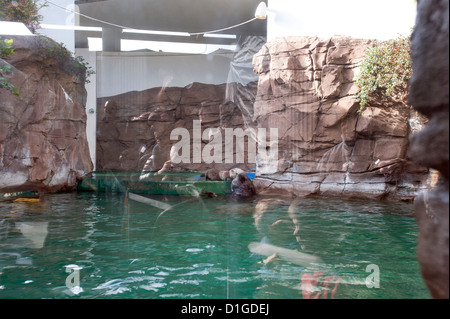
[77, 172, 233, 195]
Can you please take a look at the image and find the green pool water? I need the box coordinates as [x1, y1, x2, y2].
[0, 192, 430, 299]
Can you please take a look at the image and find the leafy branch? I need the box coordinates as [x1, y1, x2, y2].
[0, 0, 47, 33]
[36, 36, 95, 83]
[356, 35, 412, 112]
[0, 37, 20, 97]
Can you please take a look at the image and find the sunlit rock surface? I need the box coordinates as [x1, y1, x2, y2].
[252, 36, 429, 201]
[0, 35, 92, 193]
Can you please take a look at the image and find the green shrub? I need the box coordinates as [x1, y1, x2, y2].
[36, 36, 95, 83]
[356, 35, 412, 112]
[0, 37, 20, 97]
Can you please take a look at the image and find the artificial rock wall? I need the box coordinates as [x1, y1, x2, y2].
[95, 36, 263, 175]
[252, 36, 429, 201]
[96, 82, 256, 173]
[96, 35, 430, 201]
[0, 36, 92, 193]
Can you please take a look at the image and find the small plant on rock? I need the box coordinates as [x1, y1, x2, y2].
[356, 35, 412, 112]
[36, 36, 94, 83]
[0, 37, 20, 96]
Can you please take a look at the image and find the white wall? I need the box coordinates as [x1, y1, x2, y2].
[96, 51, 233, 98]
[267, 0, 417, 40]
[76, 48, 97, 170]
[37, 0, 75, 52]
[0, 21, 33, 35]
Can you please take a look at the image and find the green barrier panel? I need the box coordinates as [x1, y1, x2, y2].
[0, 191, 38, 199]
[77, 172, 232, 195]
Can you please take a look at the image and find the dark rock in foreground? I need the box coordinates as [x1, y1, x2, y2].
[409, 0, 449, 299]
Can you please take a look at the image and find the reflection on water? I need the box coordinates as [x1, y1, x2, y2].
[0, 192, 430, 299]
[14, 223, 49, 249]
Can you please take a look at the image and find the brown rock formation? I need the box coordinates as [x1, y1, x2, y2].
[96, 82, 256, 173]
[96, 35, 431, 202]
[0, 36, 92, 193]
[409, 0, 449, 299]
[252, 36, 429, 201]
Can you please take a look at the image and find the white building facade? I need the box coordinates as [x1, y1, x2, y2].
[267, 0, 417, 40]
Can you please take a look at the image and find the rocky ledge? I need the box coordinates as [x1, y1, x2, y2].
[0, 35, 92, 193]
[252, 36, 430, 201]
